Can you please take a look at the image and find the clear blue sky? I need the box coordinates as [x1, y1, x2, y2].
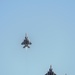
[0, 0, 75, 75]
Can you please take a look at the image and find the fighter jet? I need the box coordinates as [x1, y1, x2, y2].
[21, 33, 32, 48]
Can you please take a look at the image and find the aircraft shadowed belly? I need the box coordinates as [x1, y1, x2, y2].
[21, 33, 32, 48]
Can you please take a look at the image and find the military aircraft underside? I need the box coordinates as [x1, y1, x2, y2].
[21, 33, 32, 48]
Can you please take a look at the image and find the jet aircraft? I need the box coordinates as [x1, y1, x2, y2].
[21, 33, 32, 48]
